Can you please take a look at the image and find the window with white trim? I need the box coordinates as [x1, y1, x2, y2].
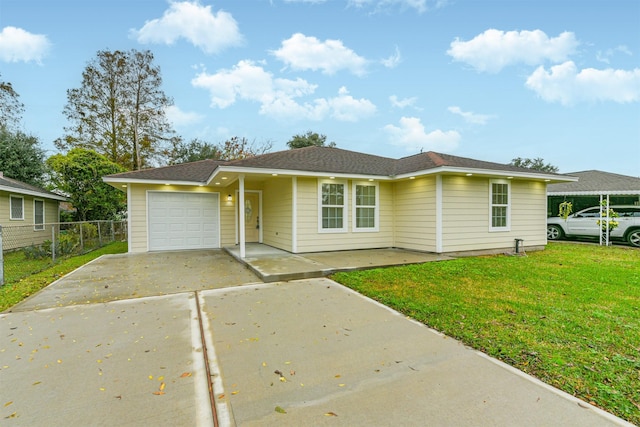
[489, 180, 510, 231]
[319, 180, 347, 232]
[10, 195, 24, 220]
[353, 183, 378, 231]
[34, 199, 45, 231]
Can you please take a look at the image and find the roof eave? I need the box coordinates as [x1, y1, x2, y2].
[208, 166, 393, 182]
[396, 166, 577, 182]
[0, 185, 68, 201]
[548, 190, 640, 196]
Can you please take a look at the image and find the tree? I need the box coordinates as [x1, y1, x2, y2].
[0, 127, 46, 186]
[0, 74, 24, 130]
[286, 131, 335, 149]
[55, 49, 176, 170]
[219, 136, 272, 160]
[168, 138, 223, 164]
[509, 157, 559, 173]
[46, 148, 127, 221]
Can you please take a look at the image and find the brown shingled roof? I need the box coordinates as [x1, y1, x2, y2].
[0, 174, 67, 201]
[104, 146, 567, 183]
[548, 170, 640, 194]
[106, 159, 225, 182]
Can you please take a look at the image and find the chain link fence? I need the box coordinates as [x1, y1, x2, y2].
[0, 220, 127, 286]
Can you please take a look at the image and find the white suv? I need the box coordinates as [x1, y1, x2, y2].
[547, 205, 640, 247]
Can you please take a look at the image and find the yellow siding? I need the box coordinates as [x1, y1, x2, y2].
[441, 177, 547, 253]
[295, 178, 394, 253]
[262, 178, 293, 251]
[1, 192, 60, 250]
[392, 177, 437, 252]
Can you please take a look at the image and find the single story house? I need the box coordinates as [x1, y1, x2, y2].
[103, 146, 575, 258]
[547, 170, 640, 216]
[0, 173, 67, 250]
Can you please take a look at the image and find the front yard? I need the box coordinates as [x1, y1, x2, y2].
[332, 243, 640, 425]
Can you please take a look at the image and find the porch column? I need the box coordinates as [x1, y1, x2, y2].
[239, 174, 246, 258]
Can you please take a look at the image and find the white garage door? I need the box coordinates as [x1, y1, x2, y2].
[148, 192, 219, 251]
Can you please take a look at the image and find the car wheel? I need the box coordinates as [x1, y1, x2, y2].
[627, 229, 640, 247]
[547, 225, 563, 240]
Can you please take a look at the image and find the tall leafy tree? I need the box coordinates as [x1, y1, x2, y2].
[509, 157, 559, 173]
[0, 127, 46, 186]
[168, 138, 223, 164]
[286, 131, 335, 149]
[46, 148, 126, 221]
[0, 74, 25, 130]
[55, 49, 176, 170]
[219, 136, 272, 160]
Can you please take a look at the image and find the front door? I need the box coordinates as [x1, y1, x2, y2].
[241, 192, 260, 243]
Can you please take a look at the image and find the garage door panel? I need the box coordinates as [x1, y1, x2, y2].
[148, 192, 219, 251]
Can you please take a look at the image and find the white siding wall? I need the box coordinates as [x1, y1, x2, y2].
[392, 177, 437, 252]
[295, 178, 394, 253]
[441, 176, 547, 253]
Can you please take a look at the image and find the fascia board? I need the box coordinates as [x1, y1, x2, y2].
[548, 190, 640, 196]
[102, 177, 205, 186]
[0, 185, 67, 201]
[206, 166, 391, 183]
[395, 166, 578, 182]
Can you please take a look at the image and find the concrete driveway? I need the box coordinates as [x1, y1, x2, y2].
[0, 251, 633, 426]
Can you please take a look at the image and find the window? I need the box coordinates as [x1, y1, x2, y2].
[489, 180, 510, 231]
[353, 183, 378, 231]
[34, 199, 45, 231]
[319, 181, 347, 232]
[10, 195, 24, 220]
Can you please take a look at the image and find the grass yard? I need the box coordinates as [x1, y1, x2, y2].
[0, 241, 128, 312]
[332, 243, 640, 425]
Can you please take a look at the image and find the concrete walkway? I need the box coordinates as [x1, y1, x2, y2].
[0, 249, 634, 426]
[225, 244, 454, 282]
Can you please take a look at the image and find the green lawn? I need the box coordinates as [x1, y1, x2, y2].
[0, 241, 128, 312]
[331, 243, 640, 425]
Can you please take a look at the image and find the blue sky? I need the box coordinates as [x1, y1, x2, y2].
[1, 0, 639, 176]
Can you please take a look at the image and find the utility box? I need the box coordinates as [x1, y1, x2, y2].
[514, 238, 524, 254]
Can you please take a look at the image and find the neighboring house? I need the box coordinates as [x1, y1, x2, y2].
[103, 146, 575, 257]
[0, 173, 67, 250]
[547, 170, 640, 216]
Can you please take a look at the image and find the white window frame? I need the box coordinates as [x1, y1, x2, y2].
[318, 179, 348, 233]
[10, 195, 24, 220]
[352, 182, 379, 232]
[34, 199, 45, 231]
[489, 179, 511, 231]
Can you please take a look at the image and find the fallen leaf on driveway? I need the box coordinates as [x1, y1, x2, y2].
[325, 412, 338, 417]
[180, 372, 192, 378]
[275, 406, 287, 414]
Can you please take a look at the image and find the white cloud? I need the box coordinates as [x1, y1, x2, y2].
[384, 117, 460, 152]
[130, 1, 243, 54]
[525, 61, 640, 105]
[348, 0, 431, 13]
[0, 26, 50, 64]
[447, 29, 578, 73]
[164, 105, 204, 126]
[447, 106, 495, 125]
[596, 45, 632, 64]
[381, 46, 402, 68]
[271, 33, 368, 76]
[389, 95, 418, 108]
[192, 60, 376, 121]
